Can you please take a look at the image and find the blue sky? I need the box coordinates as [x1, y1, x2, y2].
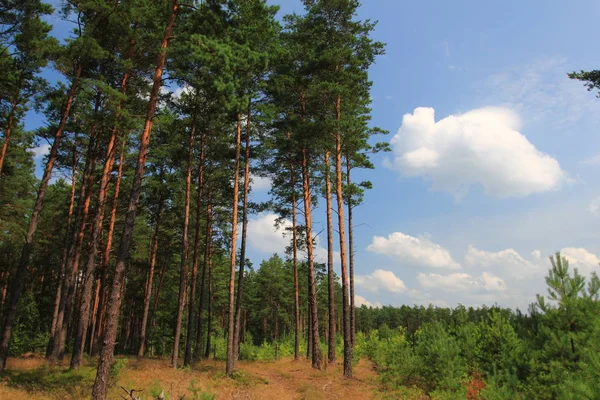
[29, 0, 600, 310]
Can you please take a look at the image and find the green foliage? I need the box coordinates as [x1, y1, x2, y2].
[109, 357, 129, 385]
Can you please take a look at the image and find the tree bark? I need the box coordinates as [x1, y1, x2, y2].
[51, 116, 100, 364]
[185, 133, 205, 366]
[92, 138, 126, 356]
[226, 115, 242, 376]
[172, 118, 195, 369]
[233, 107, 251, 363]
[324, 150, 336, 366]
[204, 243, 213, 359]
[137, 168, 165, 359]
[346, 155, 356, 347]
[194, 199, 211, 361]
[47, 138, 78, 358]
[71, 69, 131, 369]
[301, 148, 321, 369]
[91, 3, 178, 397]
[334, 96, 352, 378]
[0, 92, 20, 176]
[290, 165, 300, 361]
[0, 63, 81, 372]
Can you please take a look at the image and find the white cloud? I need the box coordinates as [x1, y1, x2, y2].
[367, 231, 460, 270]
[246, 212, 340, 264]
[251, 174, 272, 191]
[417, 271, 506, 293]
[588, 197, 600, 216]
[355, 269, 408, 293]
[531, 250, 542, 259]
[29, 143, 50, 159]
[465, 245, 545, 280]
[387, 107, 568, 198]
[354, 294, 383, 308]
[246, 212, 290, 254]
[561, 247, 600, 276]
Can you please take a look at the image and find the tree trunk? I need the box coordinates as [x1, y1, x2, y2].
[204, 247, 213, 359]
[334, 96, 352, 378]
[185, 133, 205, 366]
[193, 199, 211, 361]
[91, 3, 178, 397]
[47, 138, 78, 358]
[172, 119, 195, 369]
[301, 148, 321, 369]
[226, 115, 242, 376]
[137, 168, 165, 359]
[92, 138, 126, 356]
[52, 118, 100, 363]
[71, 71, 131, 369]
[0, 63, 81, 372]
[0, 94, 20, 176]
[346, 155, 356, 347]
[290, 165, 300, 360]
[324, 150, 336, 366]
[233, 107, 251, 363]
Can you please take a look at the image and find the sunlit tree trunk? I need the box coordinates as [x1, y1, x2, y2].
[324, 150, 336, 366]
[226, 115, 242, 376]
[172, 118, 195, 369]
[91, 3, 178, 397]
[335, 96, 352, 377]
[233, 107, 251, 363]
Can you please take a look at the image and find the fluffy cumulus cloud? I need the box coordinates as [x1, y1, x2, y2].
[246, 212, 339, 264]
[465, 245, 545, 280]
[367, 232, 460, 270]
[561, 247, 600, 276]
[417, 271, 506, 293]
[355, 269, 408, 293]
[246, 212, 290, 254]
[386, 107, 567, 197]
[354, 294, 383, 308]
[250, 174, 272, 192]
[29, 143, 50, 159]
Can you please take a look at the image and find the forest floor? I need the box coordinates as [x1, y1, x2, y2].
[0, 355, 387, 400]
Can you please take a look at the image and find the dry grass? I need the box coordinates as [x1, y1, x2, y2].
[0, 356, 382, 399]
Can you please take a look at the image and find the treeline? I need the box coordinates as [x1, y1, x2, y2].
[0, 0, 385, 397]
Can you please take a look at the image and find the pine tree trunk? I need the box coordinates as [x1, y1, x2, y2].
[91, 3, 178, 397]
[233, 107, 251, 363]
[47, 139, 78, 358]
[172, 119, 195, 369]
[290, 165, 300, 361]
[204, 248, 213, 359]
[226, 115, 242, 376]
[193, 200, 211, 361]
[51, 120, 100, 363]
[301, 148, 321, 369]
[335, 96, 352, 378]
[324, 150, 336, 366]
[92, 139, 126, 356]
[0, 94, 20, 176]
[184, 131, 205, 366]
[138, 168, 165, 359]
[71, 67, 131, 369]
[346, 156, 356, 347]
[0, 64, 81, 372]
